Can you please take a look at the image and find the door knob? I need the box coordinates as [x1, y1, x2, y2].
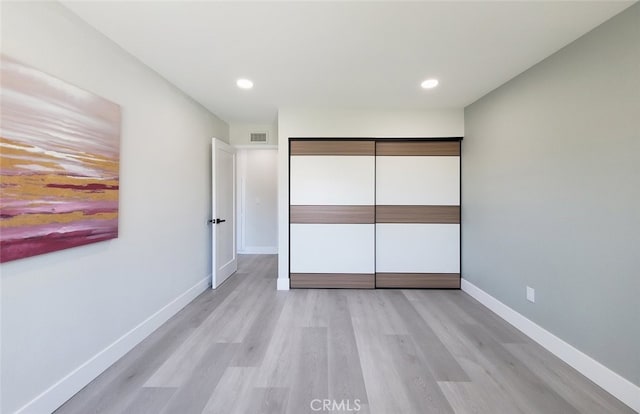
[215, 218, 226, 224]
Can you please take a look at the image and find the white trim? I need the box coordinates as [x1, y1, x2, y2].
[277, 278, 290, 291]
[460, 278, 640, 413]
[237, 150, 247, 253]
[238, 247, 278, 255]
[233, 144, 278, 150]
[15, 276, 210, 414]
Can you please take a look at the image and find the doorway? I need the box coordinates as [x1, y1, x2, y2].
[236, 147, 278, 255]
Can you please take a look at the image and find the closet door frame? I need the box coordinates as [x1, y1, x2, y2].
[288, 137, 463, 289]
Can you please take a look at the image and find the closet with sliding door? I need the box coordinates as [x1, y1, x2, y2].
[289, 138, 461, 289]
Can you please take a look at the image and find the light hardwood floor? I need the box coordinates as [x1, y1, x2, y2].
[56, 255, 633, 414]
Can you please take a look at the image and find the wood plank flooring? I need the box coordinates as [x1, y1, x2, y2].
[55, 255, 634, 414]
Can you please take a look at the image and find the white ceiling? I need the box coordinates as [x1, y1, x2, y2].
[62, 1, 633, 124]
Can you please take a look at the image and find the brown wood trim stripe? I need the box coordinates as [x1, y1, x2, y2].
[290, 140, 375, 156]
[376, 205, 460, 224]
[291, 273, 375, 289]
[376, 141, 460, 156]
[290, 205, 375, 224]
[376, 273, 460, 289]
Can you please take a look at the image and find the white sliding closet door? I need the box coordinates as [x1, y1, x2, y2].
[375, 141, 461, 288]
[289, 140, 375, 288]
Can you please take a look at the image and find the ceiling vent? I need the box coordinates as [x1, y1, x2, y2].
[249, 132, 268, 143]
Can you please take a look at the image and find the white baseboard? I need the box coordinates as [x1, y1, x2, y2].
[238, 246, 278, 254]
[277, 278, 290, 291]
[460, 278, 640, 413]
[15, 276, 211, 414]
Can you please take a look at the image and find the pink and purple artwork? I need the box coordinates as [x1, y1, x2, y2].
[0, 55, 121, 263]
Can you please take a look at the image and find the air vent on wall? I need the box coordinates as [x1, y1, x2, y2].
[250, 132, 268, 143]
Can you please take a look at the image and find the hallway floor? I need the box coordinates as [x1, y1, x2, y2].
[56, 255, 632, 414]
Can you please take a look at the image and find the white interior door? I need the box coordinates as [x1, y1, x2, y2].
[212, 138, 237, 288]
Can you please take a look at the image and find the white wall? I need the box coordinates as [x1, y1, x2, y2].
[230, 122, 278, 146]
[236, 149, 278, 254]
[0, 2, 229, 413]
[277, 108, 464, 288]
[463, 1, 639, 401]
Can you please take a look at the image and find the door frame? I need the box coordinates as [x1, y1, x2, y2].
[287, 137, 463, 289]
[235, 145, 278, 254]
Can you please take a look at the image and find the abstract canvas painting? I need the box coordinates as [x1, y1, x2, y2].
[0, 55, 121, 262]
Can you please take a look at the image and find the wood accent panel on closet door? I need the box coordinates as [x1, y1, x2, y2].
[290, 140, 375, 156]
[375, 273, 460, 289]
[290, 205, 375, 224]
[290, 273, 375, 289]
[376, 141, 460, 156]
[376, 205, 460, 224]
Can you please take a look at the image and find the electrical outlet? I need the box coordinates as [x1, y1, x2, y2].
[526, 286, 535, 303]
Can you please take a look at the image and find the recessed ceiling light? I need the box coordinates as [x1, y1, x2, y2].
[236, 78, 253, 89]
[421, 79, 439, 89]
